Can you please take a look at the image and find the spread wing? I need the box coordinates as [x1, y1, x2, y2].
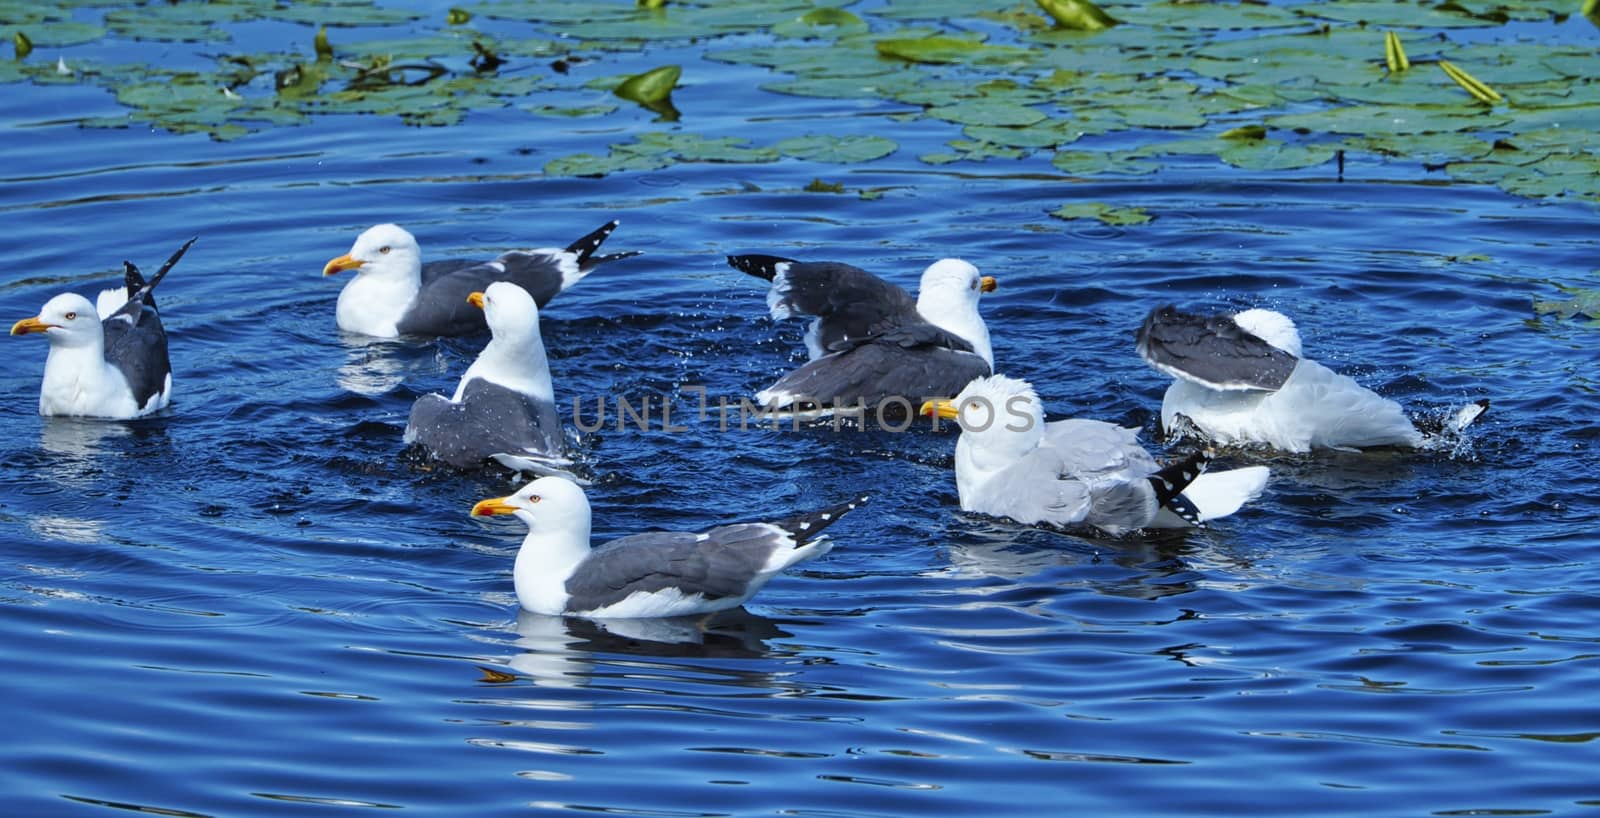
[1136, 305, 1298, 392]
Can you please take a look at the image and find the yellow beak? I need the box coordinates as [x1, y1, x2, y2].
[466, 292, 486, 309]
[920, 398, 959, 420]
[471, 496, 518, 517]
[10, 316, 52, 336]
[322, 253, 364, 277]
[980, 276, 998, 293]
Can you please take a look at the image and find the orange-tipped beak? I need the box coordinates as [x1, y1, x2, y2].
[466, 292, 486, 310]
[980, 276, 997, 293]
[10, 316, 52, 336]
[471, 497, 518, 517]
[322, 253, 363, 277]
[920, 398, 959, 420]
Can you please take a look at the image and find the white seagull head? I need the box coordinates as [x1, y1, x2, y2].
[323, 223, 423, 283]
[914, 258, 996, 367]
[472, 475, 592, 540]
[923, 373, 1045, 455]
[1232, 308, 1302, 357]
[11, 293, 103, 350]
[476, 281, 542, 347]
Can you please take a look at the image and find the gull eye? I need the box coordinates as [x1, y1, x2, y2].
[970, 279, 979, 290]
[378, 245, 391, 255]
[529, 495, 541, 504]
[64, 311, 77, 320]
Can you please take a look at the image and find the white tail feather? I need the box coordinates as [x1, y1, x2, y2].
[1181, 466, 1271, 522]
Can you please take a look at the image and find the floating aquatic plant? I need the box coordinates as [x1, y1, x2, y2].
[1384, 31, 1410, 73]
[1035, 0, 1118, 31]
[1439, 59, 1503, 104]
[0, 0, 1594, 206]
[1049, 203, 1151, 226]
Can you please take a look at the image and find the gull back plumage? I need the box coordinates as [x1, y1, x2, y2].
[728, 254, 994, 413]
[404, 282, 564, 471]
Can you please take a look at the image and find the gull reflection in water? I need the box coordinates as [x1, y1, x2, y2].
[500, 608, 793, 688]
[336, 336, 449, 396]
[38, 416, 132, 460]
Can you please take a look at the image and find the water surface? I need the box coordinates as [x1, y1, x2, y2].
[2, 3, 1598, 817]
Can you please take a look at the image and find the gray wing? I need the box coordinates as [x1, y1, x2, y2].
[401, 253, 589, 336]
[971, 420, 1160, 534]
[564, 525, 783, 613]
[399, 260, 510, 337]
[763, 341, 991, 411]
[100, 300, 170, 412]
[405, 222, 637, 337]
[1136, 305, 1298, 392]
[729, 256, 975, 356]
[404, 378, 563, 469]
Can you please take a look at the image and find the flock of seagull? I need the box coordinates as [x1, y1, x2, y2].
[10, 222, 1487, 621]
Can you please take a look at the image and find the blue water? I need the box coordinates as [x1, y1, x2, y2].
[3, 3, 1599, 817]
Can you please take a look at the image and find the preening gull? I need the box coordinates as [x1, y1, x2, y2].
[322, 220, 639, 338]
[11, 238, 196, 420]
[728, 254, 996, 414]
[921, 375, 1270, 537]
[404, 281, 566, 474]
[1136, 305, 1489, 453]
[471, 476, 868, 618]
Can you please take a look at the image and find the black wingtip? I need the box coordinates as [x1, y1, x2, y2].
[779, 493, 870, 545]
[727, 253, 798, 282]
[565, 220, 633, 267]
[149, 237, 196, 286]
[1148, 449, 1211, 511]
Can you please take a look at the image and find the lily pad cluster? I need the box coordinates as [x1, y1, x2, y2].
[3, 0, 1600, 203]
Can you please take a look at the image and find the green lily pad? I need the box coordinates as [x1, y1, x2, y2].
[962, 119, 1084, 148]
[261, 4, 424, 27]
[876, 34, 1032, 66]
[772, 8, 869, 39]
[1, 21, 104, 49]
[933, 139, 1029, 162]
[1341, 131, 1496, 165]
[632, 132, 780, 163]
[926, 98, 1047, 127]
[1533, 286, 1600, 321]
[776, 134, 897, 163]
[1269, 104, 1512, 137]
[525, 102, 619, 118]
[1218, 140, 1338, 171]
[1115, 104, 1207, 129]
[1292, 0, 1497, 28]
[874, 0, 1021, 20]
[1111, 2, 1304, 30]
[1051, 149, 1160, 176]
[105, 5, 247, 43]
[1049, 202, 1152, 225]
[544, 150, 675, 178]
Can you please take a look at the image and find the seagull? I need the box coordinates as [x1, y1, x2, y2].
[404, 281, 566, 474]
[322, 220, 639, 338]
[921, 375, 1270, 537]
[1135, 305, 1488, 453]
[471, 476, 868, 618]
[11, 238, 196, 420]
[728, 254, 996, 415]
